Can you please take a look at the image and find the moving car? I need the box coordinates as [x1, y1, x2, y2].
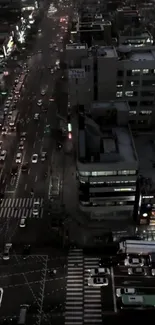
[21, 162, 29, 172]
[22, 244, 31, 259]
[88, 268, 110, 276]
[88, 276, 108, 287]
[128, 267, 147, 276]
[116, 287, 136, 297]
[19, 141, 24, 150]
[0, 150, 7, 161]
[16, 153, 22, 164]
[2, 127, 7, 135]
[31, 154, 38, 163]
[3, 243, 12, 260]
[19, 216, 26, 228]
[34, 113, 39, 120]
[37, 99, 42, 106]
[124, 256, 145, 267]
[20, 132, 27, 141]
[33, 200, 40, 216]
[11, 165, 18, 176]
[41, 152, 47, 161]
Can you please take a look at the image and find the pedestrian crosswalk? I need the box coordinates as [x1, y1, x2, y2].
[0, 198, 44, 219]
[84, 257, 102, 324]
[65, 249, 103, 325]
[65, 249, 84, 325]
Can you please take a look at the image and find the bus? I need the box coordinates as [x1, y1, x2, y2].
[14, 74, 26, 95]
[9, 110, 18, 131]
[119, 240, 155, 255]
[48, 176, 60, 198]
[121, 294, 155, 310]
[18, 304, 29, 324]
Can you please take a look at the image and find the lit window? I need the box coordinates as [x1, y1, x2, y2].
[132, 69, 140, 75]
[140, 110, 152, 115]
[125, 91, 133, 97]
[117, 82, 123, 88]
[129, 110, 136, 115]
[116, 91, 122, 98]
[143, 69, 149, 74]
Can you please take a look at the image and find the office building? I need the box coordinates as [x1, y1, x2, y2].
[77, 100, 139, 221]
[66, 44, 155, 128]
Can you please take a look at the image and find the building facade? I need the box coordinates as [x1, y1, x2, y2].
[66, 44, 155, 128]
[77, 101, 139, 220]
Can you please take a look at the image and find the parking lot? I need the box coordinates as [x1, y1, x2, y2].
[0, 253, 67, 323]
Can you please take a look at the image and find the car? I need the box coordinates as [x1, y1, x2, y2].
[11, 165, 18, 176]
[16, 153, 22, 164]
[19, 141, 24, 150]
[41, 152, 47, 161]
[88, 276, 108, 287]
[37, 49, 42, 53]
[34, 113, 39, 120]
[20, 132, 27, 141]
[128, 267, 147, 276]
[33, 200, 40, 216]
[151, 268, 155, 276]
[22, 244, 31, 259]
[88, 268, 110, 276]
[31, 154, 38, 163]
[3, 243, 12, 260]
[0, 150, 7, 161]
[37, 99, 42, 106]
[19, 216, 26, 228]
[41, 89, 46, 95]
[21, 162, 29, 172]
[5, 100, 11, 107]
[51, 69, 54, 74]
[1, 127, 7, 135]
[116, 287, 136, 298]
[124, 256, 145, 267]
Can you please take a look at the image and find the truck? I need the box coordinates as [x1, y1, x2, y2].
[119, 240, 155, 255]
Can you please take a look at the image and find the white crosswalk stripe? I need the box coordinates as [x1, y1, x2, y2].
[65, 249, 84, 325]
[0, 198, 44, 219]
[84, 257, 102, 324]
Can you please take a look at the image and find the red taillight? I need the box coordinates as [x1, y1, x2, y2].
[68, 132, 72, 139]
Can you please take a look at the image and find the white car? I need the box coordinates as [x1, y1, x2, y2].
[41, 89, 46, 95]
[124, 256, 144, 267]
[33, 200, 40, 216]
[50, 69, 54, 74]
[128, 267, 147, 276]
[116, 287, 136, 298]
[3, 243, 12, 260]
[89, 268, 110, 276]
[88, 276, 108, 287]
[0, 150, 7, 161]
[16, 153, 22, 164]
[19, 216, 26, 228]
[151, 269, 155, 276]
[34, 113, 39, 120]
[37, 99, 42, 106]
[31, 154, 38, 163]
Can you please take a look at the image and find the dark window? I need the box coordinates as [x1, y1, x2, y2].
[117, 70, 123, 77]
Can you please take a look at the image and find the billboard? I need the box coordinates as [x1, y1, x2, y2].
[68, 68, 85, 79]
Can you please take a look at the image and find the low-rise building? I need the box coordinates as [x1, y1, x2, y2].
[77, 100, 139, 221]
[118, 28, 153, 47]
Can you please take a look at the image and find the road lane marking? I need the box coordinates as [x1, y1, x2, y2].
[111, 267, 117, 313]
[33, 142, 36, 148]
[35, 175, 38, 182]
[24, 183, 27, 190]
[28, 169, 30, 174]
[10, 178, 15, 186]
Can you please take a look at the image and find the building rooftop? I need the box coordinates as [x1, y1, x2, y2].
[78, 101, 138, 167]
[117, 46, 155, 61]
[129, 50, 155, 61]
[88, 46, 117, 58]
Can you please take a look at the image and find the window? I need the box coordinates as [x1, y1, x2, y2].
[129, 110, 136, 115]
[79, 171, 90, 176]
[132, 69, 140, 75]
[141, 91, 154, 97]
[91, 171, 117, 176]
[127, 70, 132, 76]
[140, 110, 152, 115]
[130, 80, 139, 87]
[116, 91, 123, 98]
[129, 101, 137, 107]
[85, 65, 90, 72]
[140, 101, 154, 106]
[118, 170, 136, 175]
[117, 70, 123, 77]
[125, 91, 133, 97]
[142, 69, 149, 74]
[117, 82, 123, 88]
[142, 80, 155, 87]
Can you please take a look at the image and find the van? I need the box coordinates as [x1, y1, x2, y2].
[18, 304, 29, 324]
